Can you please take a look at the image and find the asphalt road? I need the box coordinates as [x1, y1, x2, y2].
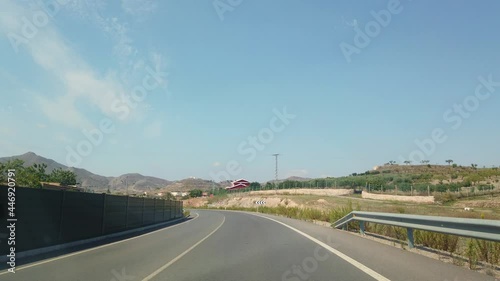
[0, 210, 497, 281]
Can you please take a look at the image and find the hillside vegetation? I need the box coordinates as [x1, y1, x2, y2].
[210, 164, 500, 198]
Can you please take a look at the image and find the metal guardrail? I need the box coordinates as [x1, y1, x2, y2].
[333, 211, 500, 248]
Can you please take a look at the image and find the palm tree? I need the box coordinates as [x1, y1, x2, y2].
[446, 159, 454, 165]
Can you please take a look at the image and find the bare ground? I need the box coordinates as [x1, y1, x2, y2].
[362, 191, 435, 203]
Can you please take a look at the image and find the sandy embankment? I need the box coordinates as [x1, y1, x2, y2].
[362, 191, 435, 203]
[248, 188, 353, 196]
[184, 189, 353, 209]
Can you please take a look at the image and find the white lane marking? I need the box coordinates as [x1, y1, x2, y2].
[250, 213, 391, 281]
[141, 215, 226, 281]
[0, 213, 200, 275]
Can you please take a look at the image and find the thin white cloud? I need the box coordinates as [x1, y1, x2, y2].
[0, 105, 13, 114]
[340, 16, 358, 28]
[1, 0, 169, 137]
[212, 162, 221, 167]
[285, 169, 309, 178]
[121, 0, 158, 19]
[0, 126, 16, 136]
[0, 1, 162, 130]
[53, 132, 73, 144]
[143, 119, 162, 139]
[36, 95, 94, 129]
[64, 0, 167, 91]
[0, 138, 24, 155]
[0, 67, 20, 86]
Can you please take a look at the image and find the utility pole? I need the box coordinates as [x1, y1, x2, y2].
[272, 154, 280, 189]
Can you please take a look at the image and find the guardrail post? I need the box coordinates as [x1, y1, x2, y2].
[359, 221, 365, 236]
[407, 228, 414, 249]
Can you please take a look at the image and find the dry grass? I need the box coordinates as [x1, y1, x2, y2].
[189, 188, 500, 275]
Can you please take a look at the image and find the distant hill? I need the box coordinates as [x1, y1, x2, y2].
[109, 173, 173, 194]
[164, 178, 221, 192]
[0, 152, 111, 189]
[286, 176, 312, 182]
[373, 163, 481, 176]
[0, 152, 66, 172]
[0, 152, 218, 193]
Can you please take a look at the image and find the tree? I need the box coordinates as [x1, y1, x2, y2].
[189, 189, 203, 198]
[388, 161, 396, 165]
[467, 174, 482, 186]
[165, 192, 175, 200]
[0, 162, 5, 184]
[249, 182, 261, 190]
[264, 182, 273, 190]
[33, 163, 48, 176]
[0, 160, 77, 188]
[446, 159, 454, 165]
[471, 163, 478, 169]
[49, 168, 77, 185]
[403, 160, 412, 165]
[0, 159, 41, 187]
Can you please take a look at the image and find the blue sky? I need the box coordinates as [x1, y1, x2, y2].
[1, 0, 499, 182]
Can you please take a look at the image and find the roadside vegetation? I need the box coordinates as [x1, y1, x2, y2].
[368, 224, 500, 272]
[192, 198, 500, 273]
[198, 164, 500, 205]
[196, 200, 359, 228]
[0, 159, 77, 188]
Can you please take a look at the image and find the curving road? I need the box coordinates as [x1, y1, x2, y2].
[0, 210, 496, 281]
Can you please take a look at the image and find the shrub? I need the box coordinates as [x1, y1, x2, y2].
[466, 239, 478, 269]
[434, 192, 457, 203]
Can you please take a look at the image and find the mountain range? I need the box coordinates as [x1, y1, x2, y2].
[0, 152, 221, 193]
